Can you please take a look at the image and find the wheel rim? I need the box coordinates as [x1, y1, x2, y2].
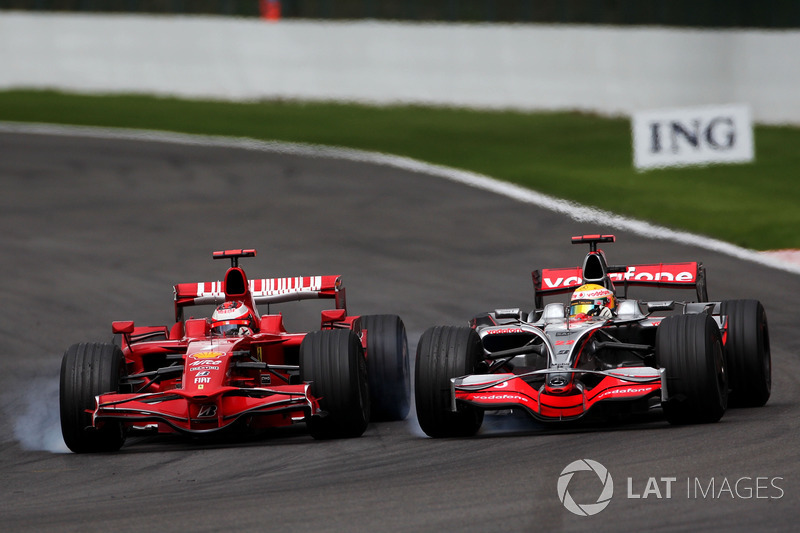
[713, 338, 727, 401]
[760, 319, 771, 390]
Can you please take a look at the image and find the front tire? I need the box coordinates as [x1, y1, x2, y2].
[656, 313, 727, 424]
[721, 300, 771, 407]
[300, 329, 370, 439]
[59, 342, 126, 453]
[361, 314, 411, 421]
[415, 326, 484, 438]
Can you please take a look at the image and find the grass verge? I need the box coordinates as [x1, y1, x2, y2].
[1, 89, 798, 250]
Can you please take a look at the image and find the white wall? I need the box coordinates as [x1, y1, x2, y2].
[1, 12, 798, 124]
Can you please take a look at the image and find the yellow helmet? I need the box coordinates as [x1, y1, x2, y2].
[569, 284, 617, 318]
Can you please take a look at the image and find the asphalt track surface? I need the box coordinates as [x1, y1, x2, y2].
[1, 129, 798, 532]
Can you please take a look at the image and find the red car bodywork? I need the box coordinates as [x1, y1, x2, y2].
[96, 251, 356, 435]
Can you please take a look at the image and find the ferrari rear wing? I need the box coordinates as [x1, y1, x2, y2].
[532, 262, 708, 309]
[174, 275, 346, 319]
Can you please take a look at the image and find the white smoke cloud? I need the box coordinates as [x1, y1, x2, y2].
[4, 375, 69, 453]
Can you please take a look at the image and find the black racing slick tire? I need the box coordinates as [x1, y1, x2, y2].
[415, 326, 484, 438]
[721, 300, 771, 407]
[361, 314, 411, 422]
[656, 313, 727, 425]
[300, 329, 370, 439]
[59, 342, 126, 453]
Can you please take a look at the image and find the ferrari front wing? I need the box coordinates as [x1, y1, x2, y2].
[93, 384, 319, 434]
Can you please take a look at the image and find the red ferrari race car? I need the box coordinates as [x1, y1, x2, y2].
[60, 249, 410, 453]
[415, 235, 771, 438]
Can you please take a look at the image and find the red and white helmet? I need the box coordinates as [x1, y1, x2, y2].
[569, 284, 617, 319]
[211, 301, 254, 336]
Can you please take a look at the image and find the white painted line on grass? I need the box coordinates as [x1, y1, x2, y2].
[2, 121, 798, 276]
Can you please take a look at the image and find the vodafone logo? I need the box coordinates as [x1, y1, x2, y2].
[543, 275, 583, 289]
[558, 459, 614, 516]
[472, 393, 530, 403]
[611, 387, 650, 395]
[485, 327, 525, 335]
[542, 264, 696, 289]
[609, 267, 694, 283]
[572, 289, 611, 299]
[596, 386, 654, 400]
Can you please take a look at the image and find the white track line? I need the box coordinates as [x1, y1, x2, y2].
[3, 120, 798, 276]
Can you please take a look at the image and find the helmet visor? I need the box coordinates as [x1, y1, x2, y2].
[211, 320, 248, 337]
[570, 299, 609, 316]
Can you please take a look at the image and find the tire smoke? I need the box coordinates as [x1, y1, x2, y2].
[4, 375, 69, 453]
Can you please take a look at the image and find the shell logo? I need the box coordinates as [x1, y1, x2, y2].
[192, 351, 224, 359]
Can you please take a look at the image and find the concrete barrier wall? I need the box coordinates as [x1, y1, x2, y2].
[1, 12, 798, 124]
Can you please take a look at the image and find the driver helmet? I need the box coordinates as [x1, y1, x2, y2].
[569, 284, 617, 319]
[211, 301, 254, 337]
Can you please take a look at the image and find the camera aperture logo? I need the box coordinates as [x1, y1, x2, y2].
[557, 459, 614, 516]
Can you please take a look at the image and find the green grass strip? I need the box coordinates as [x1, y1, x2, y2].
[1, 89, 798, 250]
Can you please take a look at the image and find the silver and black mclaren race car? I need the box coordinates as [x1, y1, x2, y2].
[415, 234, 770, 437]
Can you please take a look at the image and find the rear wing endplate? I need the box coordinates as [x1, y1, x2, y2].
[532, 262, 707, 309]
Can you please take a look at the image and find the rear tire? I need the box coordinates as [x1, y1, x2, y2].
[59, 342, 126, 453]
[721, 300, 771, 407]
[656, 313, 727, 424]
[415, 326, 484, 438]
[361, 314, 411, 421]
[300, 329, 370, 439]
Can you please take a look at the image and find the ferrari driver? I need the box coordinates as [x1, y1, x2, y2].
[210, 301, 256, 336]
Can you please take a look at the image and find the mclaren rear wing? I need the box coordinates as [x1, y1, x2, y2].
[173, 275, 345, 321]
[532, 262, 707, 310]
